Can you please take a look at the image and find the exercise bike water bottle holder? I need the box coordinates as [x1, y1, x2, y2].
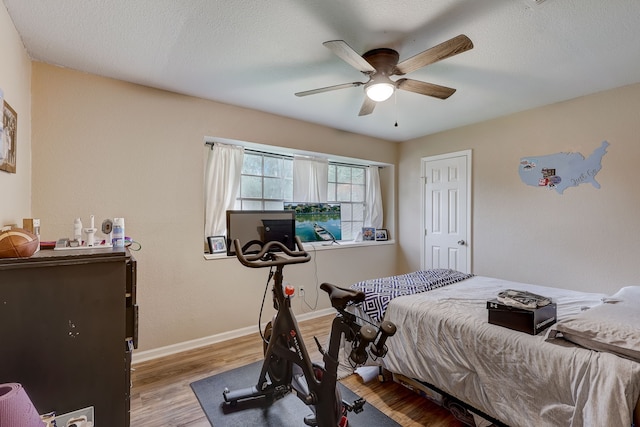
[222, 236, 396, 427]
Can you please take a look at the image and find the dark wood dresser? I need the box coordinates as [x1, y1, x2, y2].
[0, 247, 138, 427]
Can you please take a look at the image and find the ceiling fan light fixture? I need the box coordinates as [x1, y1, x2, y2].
[365, 82, 395, 102]
[299, 35, 474, 115]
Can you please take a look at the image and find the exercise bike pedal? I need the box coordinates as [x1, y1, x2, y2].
[342, 397, 366, 414]
[271, 384, 291, 401]
[303, 414, 318, 426]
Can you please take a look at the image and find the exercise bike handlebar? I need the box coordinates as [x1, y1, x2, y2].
[233, 236, 311, 268]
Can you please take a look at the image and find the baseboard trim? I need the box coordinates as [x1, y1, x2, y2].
[132, 308, 335, 364]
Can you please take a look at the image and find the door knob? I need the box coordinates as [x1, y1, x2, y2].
[458, 240, 465, 245]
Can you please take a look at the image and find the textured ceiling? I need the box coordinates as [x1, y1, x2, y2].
[3, 0, 640, 142]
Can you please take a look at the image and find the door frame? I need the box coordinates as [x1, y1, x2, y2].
[420, 149, 472, 273]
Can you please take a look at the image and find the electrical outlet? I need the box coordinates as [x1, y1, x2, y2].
[299, 287, 305, 297]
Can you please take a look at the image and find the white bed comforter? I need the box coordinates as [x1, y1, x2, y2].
[378, 276, 640, 427]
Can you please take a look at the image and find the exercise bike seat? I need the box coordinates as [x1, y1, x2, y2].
[320, 283, 365, 310]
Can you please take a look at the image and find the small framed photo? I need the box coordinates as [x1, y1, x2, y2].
[375, 229, 388, 241]
[362, 227, 376, 241]
[207, 236, 227, 254]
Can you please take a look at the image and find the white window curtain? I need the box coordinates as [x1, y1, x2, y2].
[293, 156, 328, 203]
[204, 143, 244, 238]
[364, 166, 383, 229]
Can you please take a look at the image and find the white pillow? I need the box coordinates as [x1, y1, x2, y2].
[549, 286, 640, 362]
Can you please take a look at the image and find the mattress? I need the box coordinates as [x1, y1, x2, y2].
[350, 274, 640, 427]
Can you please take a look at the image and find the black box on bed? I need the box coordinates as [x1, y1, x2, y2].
[487, 299, 557, 335]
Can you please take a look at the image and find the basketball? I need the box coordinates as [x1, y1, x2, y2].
[0, 228, 39, 258]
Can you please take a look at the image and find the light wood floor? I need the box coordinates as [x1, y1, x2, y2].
[130, 314, 464, 427]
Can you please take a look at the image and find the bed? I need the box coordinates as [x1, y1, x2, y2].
[348, 270, 640, 427]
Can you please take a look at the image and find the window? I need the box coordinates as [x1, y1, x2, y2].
[328, 164, 365, 241]
[235, 152, 366, 241]
[205, 139, 387, 248]
[236, 151, 293, 210]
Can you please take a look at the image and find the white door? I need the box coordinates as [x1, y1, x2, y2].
[421, 150, 471, 273]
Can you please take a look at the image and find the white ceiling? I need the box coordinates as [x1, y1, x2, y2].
[3, 0, 640, 142]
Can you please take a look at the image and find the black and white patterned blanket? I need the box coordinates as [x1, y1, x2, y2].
[350, 269, 474, 322]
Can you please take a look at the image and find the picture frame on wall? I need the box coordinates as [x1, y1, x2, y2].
[375, 229, 388, 241]
[207, 236, 227, 254]
[1, 100, 17, 174]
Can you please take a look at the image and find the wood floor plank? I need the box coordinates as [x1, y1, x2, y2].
[130, 314, 464, 426]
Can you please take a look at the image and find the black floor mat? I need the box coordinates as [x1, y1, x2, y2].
[190, 361, 401, 427]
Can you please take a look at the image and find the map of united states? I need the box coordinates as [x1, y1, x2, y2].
[518, 141, 609, 194]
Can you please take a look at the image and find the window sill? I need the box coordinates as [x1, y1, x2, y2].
[203, 239, 395, 260]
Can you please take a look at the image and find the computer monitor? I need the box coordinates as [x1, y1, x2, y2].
[225, 210, 295, 256]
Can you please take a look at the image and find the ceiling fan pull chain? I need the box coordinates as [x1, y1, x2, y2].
[394, 90, 399, 128]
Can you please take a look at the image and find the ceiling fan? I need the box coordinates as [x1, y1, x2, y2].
[295, 34, 473, 116]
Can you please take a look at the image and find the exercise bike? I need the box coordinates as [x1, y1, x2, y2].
[223, 237, 396, 427]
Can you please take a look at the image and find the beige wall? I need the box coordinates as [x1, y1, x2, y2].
[398, 83, 640, 294]
[0, 5, 32, 226]
[31, 63, 398, 352]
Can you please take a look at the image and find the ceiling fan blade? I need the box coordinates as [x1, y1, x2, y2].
[295, 82, 363, 97]
[358, 97, 376, 116]
[395, 34, 473, 75]
[323, 40, 377, 74]
[396, 78, 457, 99]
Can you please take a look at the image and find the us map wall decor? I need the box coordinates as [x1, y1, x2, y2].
[518, 141, 609, 195]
